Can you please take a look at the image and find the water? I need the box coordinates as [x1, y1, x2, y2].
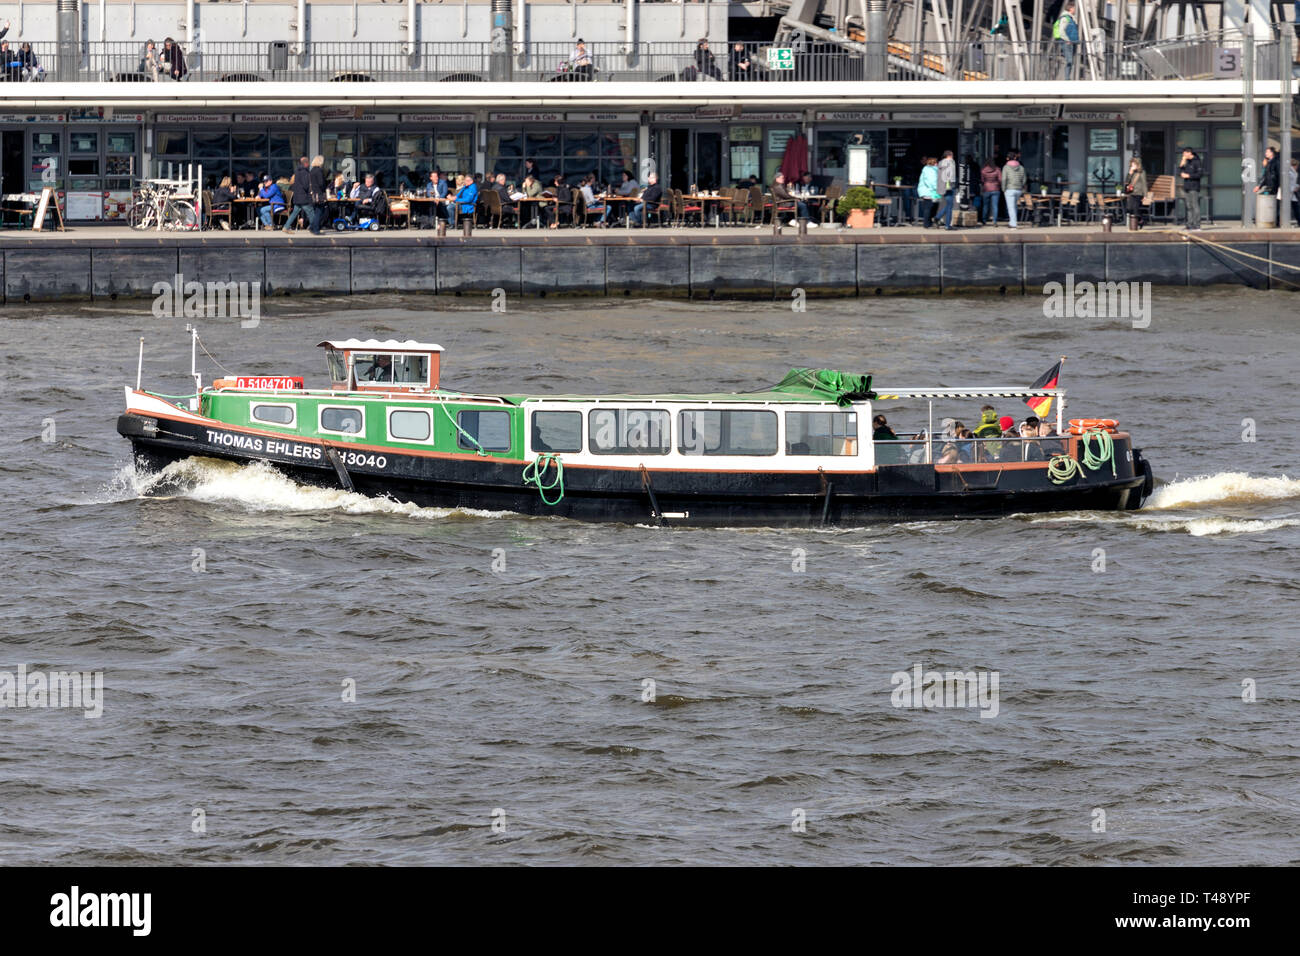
[2, 291, 1298, 865]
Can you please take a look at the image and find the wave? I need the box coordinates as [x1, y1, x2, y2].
[1146, 472, 1300, 509]
[1128, 515, 1300, 537]
[105, 456, 511, 520]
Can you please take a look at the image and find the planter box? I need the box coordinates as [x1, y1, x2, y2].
[846, 208, 876, 228]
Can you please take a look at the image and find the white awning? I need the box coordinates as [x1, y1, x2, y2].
[318, 339, 444, 352]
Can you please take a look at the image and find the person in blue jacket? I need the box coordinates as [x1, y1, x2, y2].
[449, 174, 478, 225]
[257, 174, 286, 229]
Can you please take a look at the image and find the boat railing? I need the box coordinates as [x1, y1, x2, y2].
[875, 433, 1075, 466]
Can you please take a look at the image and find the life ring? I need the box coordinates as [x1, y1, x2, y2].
[1068, 418, 1118, 435]
[211, 378, 237, 389]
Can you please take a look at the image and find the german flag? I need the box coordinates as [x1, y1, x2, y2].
[1025, 360, 1062, 418]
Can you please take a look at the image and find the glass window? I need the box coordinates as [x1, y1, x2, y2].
[588, 408, 671, 455]
[323, 132, 355, 160]
[360, 132, 395, 157]
[391, 354, 428, 385]
[786, 411, 858, 456]
[389, 409, 432, 442]
[68, 159, 99, 176]
[457, 410, 512, 452]
[69, 131, 98, 154]
[270, 132, 305, 158]
[1175, 128, 1205, 151]
[106, 131, 136, 155]
[155, 130, 187, 156]
[531, 411, 582, 453]
[231, 131, 269, 158]
[32, 131, 61, 153]
[353, 353, 395, 383]
[192, 130, 229, 158]
[252, 403, 295, 426]
[325, 350, 347, 384]
[1213, 127, 1242, 151]
[399, 134, 433, 157]
[321, 407, 364, 434]
[679, 409, 778, 456]
[358, 158, 396, 188]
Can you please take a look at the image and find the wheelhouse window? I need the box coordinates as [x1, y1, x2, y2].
[325, 349, 347, 385]
[354, 352, 430, 386]
[388, 409, 432, 442]
[320, 406, 365, 435]
[457, 410, 512, 452]
[531, 411, 583, 453]
[588, 408, 671, 455]
[251, 403, 296, 427]
[679, 409, 778, 456]
[785, 411, 858, 456]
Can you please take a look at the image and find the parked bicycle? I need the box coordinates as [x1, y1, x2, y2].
[128, 178, 199, 230]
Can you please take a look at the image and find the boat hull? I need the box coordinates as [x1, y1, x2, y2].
[118, 412, 1152, 527]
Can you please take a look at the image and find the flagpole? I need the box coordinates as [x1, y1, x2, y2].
[1057, 356, 1066, 436]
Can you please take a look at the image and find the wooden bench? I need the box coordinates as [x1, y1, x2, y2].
[1143, 174, 1178, 222]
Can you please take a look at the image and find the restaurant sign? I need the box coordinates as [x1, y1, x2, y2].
[488, 112, 563, 122]
[321, 107, 363, 120]
[155, 113, 230, 124]
[1196, 104, 1240, 117]
[400, 113, 476, 123]
[234, 113, 309, 124]
[814, 111, 890, 122]
[1062, 110, 1124, 122]
[566, 112, 640, 123]
[743, 111, 805, 122]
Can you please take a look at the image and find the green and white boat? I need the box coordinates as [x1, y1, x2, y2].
[117, 332, 1154, 526]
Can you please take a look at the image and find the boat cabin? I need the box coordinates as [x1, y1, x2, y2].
[319, 339, 443, 392]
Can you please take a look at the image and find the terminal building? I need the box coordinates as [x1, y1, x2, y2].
[0, 0, 1295, 223]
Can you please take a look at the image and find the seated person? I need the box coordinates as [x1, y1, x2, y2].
[580, 174, 605, 224]
[367, 355, 393, 382]
[936, 443, 961, 465]
[492, 173, 517, 225]
[257, 174, 286, 228]
[630, 173, 664, 227]
[872, 414, 902, 464]
[543, 175, 572, 228]
[1020, 417, 1045, 461]
[354, 173, 383, 219]
[1038, 421, 1065, 457]
[213, 176, 236, 208]
[996, 417, 1021, 461]
[450, 174, 479, 225]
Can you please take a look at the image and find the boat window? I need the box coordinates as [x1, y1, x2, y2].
[389, 409, 431, 442]
[457, 410, 512, 452]
[320, 406, 365, 435]
[392, 354, 429, 386]
[251, 403, 296, 427]
[531, 410, 582, 453]
[786, 411, 858, 456]
[354, 352, 395, 384]
[325, 349, 347, 385]
[679, 409, 778, 456]
[588, 408, 671, 455]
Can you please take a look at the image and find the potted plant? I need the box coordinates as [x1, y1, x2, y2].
[837, 186, 878, 228]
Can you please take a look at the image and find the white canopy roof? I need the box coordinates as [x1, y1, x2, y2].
[318, 339, 444, 352]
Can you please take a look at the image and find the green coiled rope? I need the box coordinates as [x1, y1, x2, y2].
[523, 454, 565, 506]
[1048, 428, 1116, 484]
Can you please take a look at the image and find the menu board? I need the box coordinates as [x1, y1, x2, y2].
[66, 191, 104, 220]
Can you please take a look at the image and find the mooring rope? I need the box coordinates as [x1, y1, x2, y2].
[522, 454, 565, 506]
[1179, 231, 1300, 290]
[1048, 427, 1116, 484]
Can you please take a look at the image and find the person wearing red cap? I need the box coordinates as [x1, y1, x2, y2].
[998, 415, 1015, 432]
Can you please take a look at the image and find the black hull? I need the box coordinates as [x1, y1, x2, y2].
[119, 413, 1152, 528]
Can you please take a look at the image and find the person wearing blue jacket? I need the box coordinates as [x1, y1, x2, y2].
[450, 175, 478, 225]
[1053, 2, 1080, 80]
[917, 157, 942, 228]
[257, 175, 286, 229]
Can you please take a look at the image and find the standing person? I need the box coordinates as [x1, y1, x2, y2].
[1254, 145, 1280, 205]
[1123, 156, 1148, 229]
[1178, 146, 1203, 231]
[1000, 153, 1027, 229]
[936, 150, 958, 230]
[284, 156, 312, 232]
[980, 157, 1002, 226]
[161, 37, 187, 81]
[917, 157, 942, 228]
[307, 155, 327, 235]
[695, 38, 723, 80]
[1053, 2, 1080, 80]
[728, 42, 752, 81]
[1289, 158, 1300, 227]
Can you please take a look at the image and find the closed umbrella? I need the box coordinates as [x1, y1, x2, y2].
[780, 134, 810, 183]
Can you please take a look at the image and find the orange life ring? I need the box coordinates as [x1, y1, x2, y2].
[1068, 418, 1118, 435]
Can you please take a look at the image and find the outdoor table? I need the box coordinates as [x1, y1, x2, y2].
[407, 196, 450, 228]
[596, 194, 639, 227]
[682, 194, 730, 227]
[870, 182, 912, 226]
[516, 196, 558, 229]
[1027, 193, 1058, 227]
[795, 192, 830, 224]
[234, 197, 269, 230]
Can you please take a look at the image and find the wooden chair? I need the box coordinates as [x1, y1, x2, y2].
[387, 196, 411, 230]
[675, 188, 704, 226]
[820, 183, 843, 224]
[480, 189, 502, 228]
[203, 190, 232, 230]
[273, 199, 292, 230]
[747, 184, 766, 224]
[872, 185, 896, 226]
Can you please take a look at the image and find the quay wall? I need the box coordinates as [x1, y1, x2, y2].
[0, 233, 1294, 303]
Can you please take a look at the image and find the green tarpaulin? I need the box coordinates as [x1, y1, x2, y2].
[771, 368, 876, 407]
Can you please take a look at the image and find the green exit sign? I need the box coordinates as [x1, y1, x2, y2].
[766, 47, 794, 70]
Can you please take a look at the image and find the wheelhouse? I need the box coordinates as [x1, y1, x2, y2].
[319, 339, 443, 392]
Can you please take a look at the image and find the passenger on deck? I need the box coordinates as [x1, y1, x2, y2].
[972, 405, 1001, 460]
[1038, 421, 1065, 456]
[873, 415, 901, 464]
[1021, 417, 1046, 461]
[936, 443, 961, 465]
[996, 416, 1020, 462]
[955, 428, 975, 462]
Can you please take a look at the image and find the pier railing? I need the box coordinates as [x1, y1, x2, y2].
[3, 32, 1285, 84]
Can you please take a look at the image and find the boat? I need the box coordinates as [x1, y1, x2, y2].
[117, 331, 1155, 526]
